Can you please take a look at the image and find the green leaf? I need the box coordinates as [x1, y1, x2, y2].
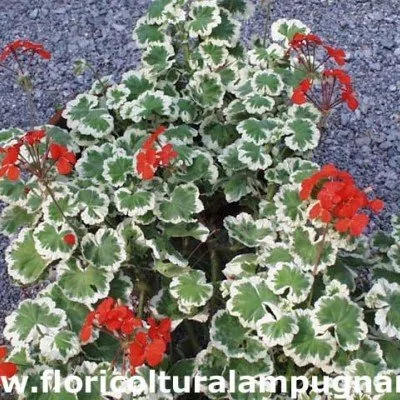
[103, 151, 134, 187]
[6, 229, 49, 285]
[63, 94, 114, 138]
[209, 9, 241, 47]
[33, 223, 76, 261]
[237, 140, 273, 171]
[226, 276, 281, 328]
[188, 1, 221, 38]
[0, 127, 24, 146]
[244, 94, 275, 114]
[200, 118, 238, 150]
[158, 183, 204, 223]
[223, 172, 253, 203]
[164, 124, 198, 145]
[284, 118, 320, 152]
[288, 103, 321, 122]
[40, 330, 80, 362]
[271, 18, 310, 42]
[211, 310, 267, 362]
[224, 212, 276, 248]
[163, 222, 210, 242]
[146, 0, 176, 24]
[170, 269, 213, 313]
[134, 18, 165, 47]
[108, 273, 133, 303]
[4, 298, 67, 346]
[58, 259, 114, 306]
[274, 183, 306, 227]
[222, 253, 258, 279]
[115, 188, 155, 218]
[257, 313, 299, 347]
[283, 310, 337, 368]
[314, 295, 368, 351]
[252, 70, 284, 96]
[366, 278, 400, 339]
[143, 42, 175, 75]
[237, 117, 283, 145]
[0, 204, 37, 235]
[189, 71, 225, 109]
[81, 228, 126, 271]
[42, 189, 79, 226]
[105, 84, 130, 109]
[76, 187, 110, 225]
[199, 41, 229, 67]
[0, 179, 28, 203]
[267, 262, 313, 303]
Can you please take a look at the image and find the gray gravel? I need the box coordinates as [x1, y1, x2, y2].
[0, 0, 399, 334]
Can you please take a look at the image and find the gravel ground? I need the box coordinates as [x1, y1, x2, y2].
[0, 0, 399, 334]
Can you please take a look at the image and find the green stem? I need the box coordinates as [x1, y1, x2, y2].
[262, 0, 273, 47]
[137, 282, 147, 319]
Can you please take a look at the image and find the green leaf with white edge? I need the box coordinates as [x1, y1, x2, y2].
[283, 310, 337, 368]
[291, 226, 337, 273]
[58, 259, 113, 306]
[121, 90, 172, 122]
[0, 204, 38, 235]
[133, 17, 165, 47]
[187, 0, 221, 38]
[33, 223, 76, 261]
[147, 237, 188, 267]
[222, 253, 258, 279]
[108, 273, 133, 304]
[248, 44, 285, 68]
[146, 0, 177, 24]
[105, 84, 130, 110]
[75, 143, 114, 184]
[209, 9, 241, 47]
[200, 118, 238, 151]
[6, 229, 50, 285]
[89, 75, 113, 95]
[121, 70, 155, 101]
[224, 172, 253, 203]
[271, 18, 310, 43]
[237, 117, 283, 145]
[388, 244, 400, 272]
[274, 183, 307, 227]
[218, 0, 253, 18]
[199, 41, 229, 68]
[244, 94, 275, 114]
[366, 279, 400, 340]
[115, 188, 155, 218]
[257, 313, 299, 347]
[76, 187, 110, 225]
[288, 103, 321, 122]
[39, 330, 80, 362]
[210, 310, 268, 362]
[143, 42, 175, 76]
[252, 70, 284, 96]
[8, 345, 35, 373]
[237, 139, 273, 171]
[4, 298, 67, 347]
[62, 94, 114, 138]
[163, 222, 210, 242]
[42, 190, 79, 226]
[189, 71, 225, 109]
[314, 294, 368, 351]
[158, 183, 204, 223]
[284, 118, 320, 151]
[224, 99, 251, 124]
[154, 260, 188, 278]
[0, 179, 27, 204]
[81, 228, 126, 272]
[267, 262, 313, 303]
[226, 276, 281, 329]
[224, 212, 276, 248]
[103, 150, 134, 187]
[265, 157, 319, 185]
[163, 124, 198, 145]
[218, 141, 247, 173]
[173, 150, 218, 184]
[0, 127, 24, 146]
[170, 269, 213, 313]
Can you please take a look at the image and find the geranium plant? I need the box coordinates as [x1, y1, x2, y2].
[0, 0, 398, 399]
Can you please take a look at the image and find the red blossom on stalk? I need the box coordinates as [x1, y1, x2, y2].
[23, 129, 46, 145]
[136, 126, 178, 180]
[0, 144, 21, 181]
[80, 298, 172, 372]
[300, 164, 384, 236]
[49, 143, 77, 175]
[0, 40, 51, 63]
[0, 347, 17, 385]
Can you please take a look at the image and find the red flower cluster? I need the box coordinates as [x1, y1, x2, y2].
[63, 233, 76, 246]
[49, 143, 77, 175]
[0, 40, 51, 63]
[80, 298, 172, 372]
[0, 347, 17, 385]
[289, 33, 358, 112]
[136, 126, 178, 180]
[300, 164, 384, 236]
[0, 130, 77, 181]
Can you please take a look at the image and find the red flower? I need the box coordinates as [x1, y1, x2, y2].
[323, 69, 352, 85]
[301, 165, 383, 236]
[148, 317, 172, 344]
[0, 347, 17, 383]
[80, 311, 96, 343]
[0, 144, 21, 181]
[325, 46, 346, 66]
[23, 129, 46, 145]
[292, 78, 312, 105]
[158, 144, 178, 167]
[49, 143, 76, 175]
[129, 332, 167, 368]
[0, 40, 51, 62]
[341, 89, 359, 111]
[63, 234, 76, 246]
